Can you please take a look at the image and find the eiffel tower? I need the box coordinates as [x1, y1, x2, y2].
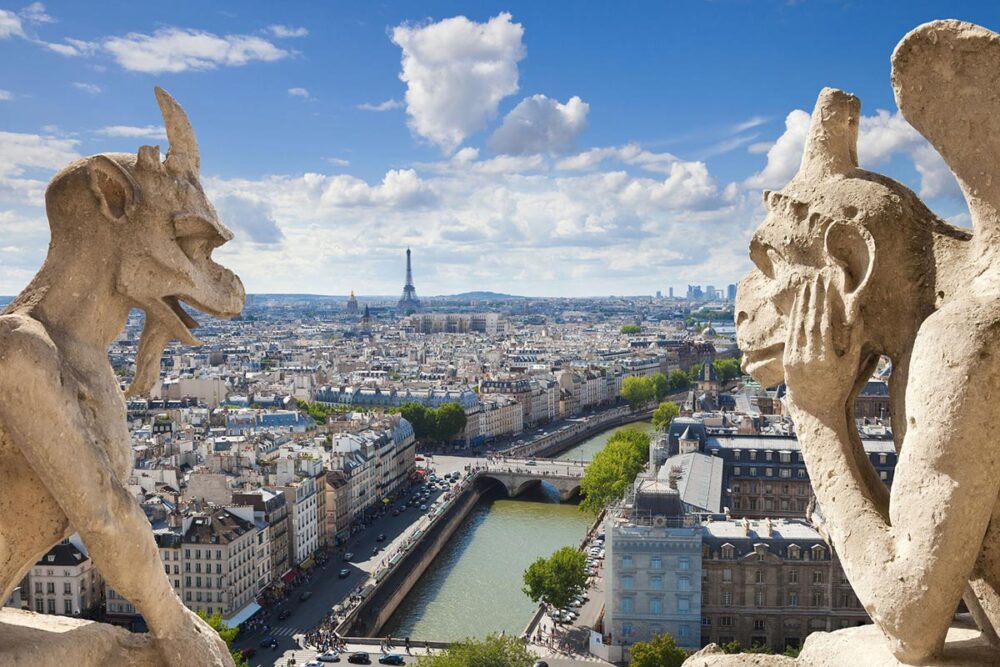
[397, 247, 421, 312]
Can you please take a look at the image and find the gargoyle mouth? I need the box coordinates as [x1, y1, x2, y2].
[164, 295, 199, 330]
[741, 343, 785, 376]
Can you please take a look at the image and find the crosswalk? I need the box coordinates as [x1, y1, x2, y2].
[266, 625, 304, 638]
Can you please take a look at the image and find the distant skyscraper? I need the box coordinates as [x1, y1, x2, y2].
[669, 287, 674, 299]
[656, 290, 662, 299]
[726, 284, 737, 302]
[398, 248, 421, 312]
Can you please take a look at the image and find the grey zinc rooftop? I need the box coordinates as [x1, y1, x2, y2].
[658, 451, 724, 513]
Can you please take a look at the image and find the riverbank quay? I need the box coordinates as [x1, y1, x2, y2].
[508, 405, 654, 459]
[334, 474, 487, 638]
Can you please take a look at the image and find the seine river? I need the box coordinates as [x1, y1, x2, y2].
[382, 420, 655, 641]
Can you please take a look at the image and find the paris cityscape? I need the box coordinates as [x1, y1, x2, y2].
[0, 2, 995, 667]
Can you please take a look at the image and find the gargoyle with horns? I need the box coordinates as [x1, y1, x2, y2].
[0, 88, 243, 665]
[736, 20, 1000, 662]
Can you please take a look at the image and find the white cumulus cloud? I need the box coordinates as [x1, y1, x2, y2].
[357, 99, 402, 112]
[288, 87, 311, 99]
[72, 82, 101, 94]
[489, 94, 588, 155]
[391, 12, 525, 153]
[0, 9, 25, 38]
[95, 125, 167, 140]
[103, 27, 289, 73]
[743, 109, 810, 190]
[268, 24, 308, 38]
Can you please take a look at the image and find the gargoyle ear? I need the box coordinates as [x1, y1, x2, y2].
[824, 220, 875, 321]
[87, 155, 139, 222]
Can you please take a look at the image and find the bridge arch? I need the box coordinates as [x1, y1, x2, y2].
[474, 475, 510, 497]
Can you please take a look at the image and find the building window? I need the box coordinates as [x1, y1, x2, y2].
[650, 598, 663, 614]
[35, 599, 43, 613]
[788, 591, 798, 607]
[679, 624, 690, 638]
[702, 617, 711, 626]
[749, 451, 757, 461]
[622, 555, 633, 569]
[64, 582, 71, 595]
[722, 568, 732, 583]
[755, 590, 765, 607]
[46, 582, 55, 594]
[812, 570, 824, 584]
[812, 591, 824, 607]
[622, 575, 634, 590]
[733, 467, 741, 476]
[754, 619, 766, 631]
[722, 590, 732, 606]
[64, 600, 73, 615]
[621, 623, 633, 638]
[719, 616, 733, 627]
[651, 556, 663, 569]
[47, 599, 55, 614]
[622, 597, 634, 613]
[788, 569, 799, 583]
[677, 597, 690, 613]
[34, 582, 41, 594]
[678, 577, 690, 592]
[677, 557, 688, 571]
[651, 576, 664, 591]
[779, 468, 791, 478]
[755, 570, 764, 583]
[750, 468, 757, 477]
[721, 545, 734, 559]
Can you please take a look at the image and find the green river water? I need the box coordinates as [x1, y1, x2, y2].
[382, 420, 655, 640]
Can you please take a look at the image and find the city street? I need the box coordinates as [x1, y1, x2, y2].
[235, 466, 454, 667]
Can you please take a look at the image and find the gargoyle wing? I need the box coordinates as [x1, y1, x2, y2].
[893, 20, 1000, 242]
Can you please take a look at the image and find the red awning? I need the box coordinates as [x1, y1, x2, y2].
[413, 469, 427, 476]
[280, 569, 297, 584]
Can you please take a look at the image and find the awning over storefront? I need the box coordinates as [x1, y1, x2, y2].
[300, 555, 315, 570]
[223, 601, 261, 628]
[280, 569, 297, 584]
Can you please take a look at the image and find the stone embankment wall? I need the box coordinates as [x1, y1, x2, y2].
[338, 483, 485, 638]
[509, 406, 654, 459]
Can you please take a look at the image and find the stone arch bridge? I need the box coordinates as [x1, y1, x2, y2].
[474, 459, 586, 502]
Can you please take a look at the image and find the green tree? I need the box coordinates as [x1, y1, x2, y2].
[416, 634, 534, 667]
[400, 402, 432, 440]
[196, 611, 247, 667]
[434, 402, 468, 442]
[620, 375, 655, 409]
[522, 546, 588, 611]
[687, 362, 704, 382]
[650, 372, 668, 400]
[713, 357, 742, 383]
[651, 401, 680, 430]
[628, 633, 687, 667]
[620, 323, 642, 335]
[668, 369, 690, 393]
[578, 428, 651, 513]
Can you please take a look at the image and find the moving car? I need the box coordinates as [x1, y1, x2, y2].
[378, 655, 406, 665]
[318, 650, 342, 662]
[377, 533, 386, 542]
[343, 552, 354, 561]
[277, 609, 292, 620]
[339, 568, 351, 579]
[419, 504, 427, 511]
[300, 590, 313, 601]
[259, 636, 279, 648]
[348, 652, 372, 664]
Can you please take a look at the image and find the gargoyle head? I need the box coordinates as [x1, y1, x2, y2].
[44, 87, 245, 395]
[735, 88, 946, 387]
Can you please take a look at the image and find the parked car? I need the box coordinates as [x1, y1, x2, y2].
[339, 568, 351, 579]
[534, 661, 550, 667]
[525, 460, 537, 466]
[300, 590, 313, 602]
[348, 652, 372, 664]
[377, 533, 386, 542]
[343, 552, 354, 561]
[277, 609, 292, 621]
[306, 661, 323, 667]
[379, 655, 405, 665]
[318, 650, 341, 662]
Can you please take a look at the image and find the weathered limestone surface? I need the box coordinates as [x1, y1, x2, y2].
[0, 608, 166, 667]
[0, 87, 244, 666]
[685, 618, 999, 667]
[727, 18, 1000, 666]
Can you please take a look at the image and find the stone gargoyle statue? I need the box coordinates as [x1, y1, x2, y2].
[735, 19, 1000, 664]
[0, 88, 244, 666]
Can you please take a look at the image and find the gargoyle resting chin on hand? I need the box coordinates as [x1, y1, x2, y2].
[0, 87, 243, 666]
[736, 20, 1000, 663]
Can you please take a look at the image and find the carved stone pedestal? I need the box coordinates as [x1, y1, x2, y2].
[0, 608, 165, 667]
[683, 617, 999, 667]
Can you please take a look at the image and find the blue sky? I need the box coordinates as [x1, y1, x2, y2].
[0, 1, 995, 297]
